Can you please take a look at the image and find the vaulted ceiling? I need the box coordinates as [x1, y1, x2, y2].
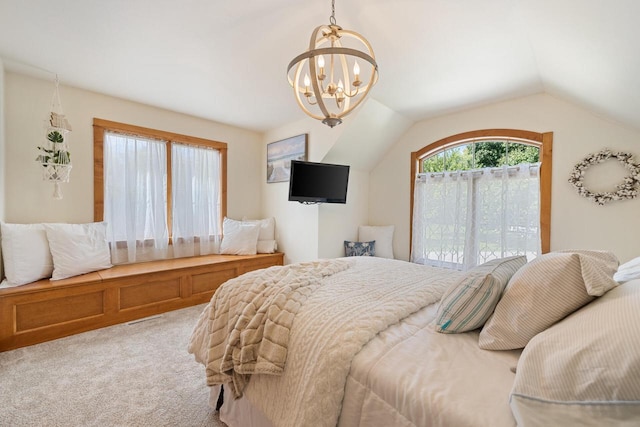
[1, 0, 639, 133]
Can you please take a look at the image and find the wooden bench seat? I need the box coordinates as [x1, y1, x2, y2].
[0, 252, 284, 351]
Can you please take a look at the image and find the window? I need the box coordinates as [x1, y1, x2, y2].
[410, 129, 552, 270]
[93, 118, 227, 263]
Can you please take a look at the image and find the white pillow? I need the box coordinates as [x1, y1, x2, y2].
[44, 222, 113, 280]
[618, 256, 640, 272]
[0, 222, 54, 286]
[256, 239, 277, 254]
[510, 279, 640, 426]
[220, 218, 260, 255]
[242, 217, 275, 241]
[358, 225, 394, 259]
[614, 256, 640, 282]
[242, 217, 276, 253]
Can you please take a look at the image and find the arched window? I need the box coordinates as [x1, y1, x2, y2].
[410, 129, 552, 270]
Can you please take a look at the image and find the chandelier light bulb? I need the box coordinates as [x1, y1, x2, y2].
[353, 61, 361, 87]
[318, 55, 326, 80]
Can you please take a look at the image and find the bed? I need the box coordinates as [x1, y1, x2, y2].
[188, 253, 640, 427]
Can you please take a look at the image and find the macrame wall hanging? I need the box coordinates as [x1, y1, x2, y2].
[35, 75, 72, 199]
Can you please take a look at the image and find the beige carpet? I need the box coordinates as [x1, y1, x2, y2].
[0, 304, 226, 427]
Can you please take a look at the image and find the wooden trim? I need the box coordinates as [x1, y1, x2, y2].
[93, 123, 105, 222]
[540, 132, 553, 254]
[413, 128, 544, 161]
[409, 129, 553, 259]
[409, 151, 418, 255]
[92, 118, 227, 150]
[92, 118, 228, 242]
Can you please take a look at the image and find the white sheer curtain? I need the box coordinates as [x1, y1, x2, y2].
[411, 163, 541, 270]
[104, 132, 169, 264]
[171, 143, 222, 257]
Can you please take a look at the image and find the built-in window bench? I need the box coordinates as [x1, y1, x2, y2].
[0, 253, 284, 352]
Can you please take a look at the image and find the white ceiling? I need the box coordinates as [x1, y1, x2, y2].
[1, 0, 639, 133]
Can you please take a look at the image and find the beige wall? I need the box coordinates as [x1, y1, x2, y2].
[4, 71, 263, 225]
[370, 93, 640, 263]
[262, 117, 369, 264]
[318, 168, 369, 258]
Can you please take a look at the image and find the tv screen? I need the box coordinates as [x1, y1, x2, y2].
[288, 160, 350, 204]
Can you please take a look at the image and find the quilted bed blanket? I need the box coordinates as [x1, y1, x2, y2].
[190, 257, 462, 427]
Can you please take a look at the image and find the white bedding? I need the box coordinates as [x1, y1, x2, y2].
[340, 303, 520, 427]
[200, 255, 638, 427]
[217, 302, 520, 427]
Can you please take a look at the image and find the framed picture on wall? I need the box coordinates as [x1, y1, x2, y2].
[267, 134, 308, 183]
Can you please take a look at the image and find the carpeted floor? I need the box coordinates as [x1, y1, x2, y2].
[0, 303, 226, 427]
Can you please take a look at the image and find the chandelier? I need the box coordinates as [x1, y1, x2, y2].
[287, 0, 378, 128]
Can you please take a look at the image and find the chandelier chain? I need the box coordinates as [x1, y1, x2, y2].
[330, 0, 336, 25]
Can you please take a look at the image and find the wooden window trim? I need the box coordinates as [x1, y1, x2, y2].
[93, 118, 228, 239]
[410, 129, 553, 255]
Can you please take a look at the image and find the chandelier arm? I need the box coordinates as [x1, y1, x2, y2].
[343, 87, 360, 98]
[317, 79, 327, 96]
[337, 75, 373, 112]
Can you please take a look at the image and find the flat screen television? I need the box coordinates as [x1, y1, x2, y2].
[288, 160, 350, 204]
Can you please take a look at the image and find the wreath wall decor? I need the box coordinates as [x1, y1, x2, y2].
[568, 148, 640, 205]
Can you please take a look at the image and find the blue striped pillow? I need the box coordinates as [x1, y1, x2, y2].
[434, 256, 527, 334]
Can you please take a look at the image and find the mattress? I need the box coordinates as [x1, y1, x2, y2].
[216, 303, 521, 427]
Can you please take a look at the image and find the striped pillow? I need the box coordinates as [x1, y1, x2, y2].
[434, 256, 527, 333]
[510, 279, 640, 426]
[478, 250, 619, 350]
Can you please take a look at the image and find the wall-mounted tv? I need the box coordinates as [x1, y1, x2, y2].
[288, 160, 350, 204]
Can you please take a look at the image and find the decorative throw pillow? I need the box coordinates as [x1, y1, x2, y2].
[44, 222, 113, 280]
[510, 279, 640, 426]
[0, 222, 54, 287]
[220, 217, 260, 255]
[242, 217, 276, 253]
[434, 256, 527, 333]
[478, 250, 619, 350]
[358, 225, 394, 259]
[344, 241, 376, 257]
